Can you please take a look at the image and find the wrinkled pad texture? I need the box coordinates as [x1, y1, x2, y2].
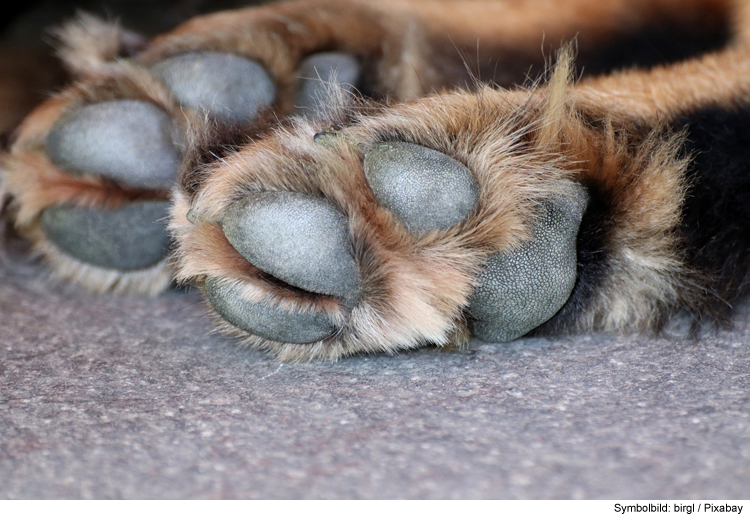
[41, 201, 171, 270]
[153, 52, 275, 123]
[469, 183, 588, 341]
[46, 101, 181, 191]
[2, 242, 749, 499]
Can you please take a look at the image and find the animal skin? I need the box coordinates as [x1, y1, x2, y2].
[2, 0, 750, 360]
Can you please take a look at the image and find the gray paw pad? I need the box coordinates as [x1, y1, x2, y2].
[46, 101, 180, 191]
[205, 278, 337, 343]
[469, 184, 588, 341]
[153, 52, 276, 123]
[364, 142, 479, 234]
[293, 52, 360, 119]
[221, 192, 362, 304]
[41, 201, 171, 270]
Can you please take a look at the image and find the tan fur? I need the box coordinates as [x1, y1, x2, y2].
[173, 27, 750, 359]
[173, 81, 587, 359]
[4, 0, 739, 295]
[34, 236, 172, 296]
[2, 24, 191, 294]
[5, 0, 750, 358]
[52, 12, 148, 77]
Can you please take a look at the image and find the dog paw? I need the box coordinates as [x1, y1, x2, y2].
[171, 88, 589, 359]
[5, 0, 716, 296]
[3, 10, 371, 294]
[5, 96, 184, 294]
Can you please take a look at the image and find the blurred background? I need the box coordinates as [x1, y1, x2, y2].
[0, 1, 265, 144]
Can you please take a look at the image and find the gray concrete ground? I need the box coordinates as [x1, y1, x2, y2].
[1, 241, 749, 499]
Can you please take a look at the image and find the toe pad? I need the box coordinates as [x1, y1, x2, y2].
[293, 52, 360, 119]
[221, 192, 362, 304]
[46, 101, 181, 190]
[41, 201, 171, 270]
[153, 52, 275, 123]
[364, 142, 479, 234]
[469, 183, 588, 341]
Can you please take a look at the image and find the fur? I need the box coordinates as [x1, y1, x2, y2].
[4, 0, 750, 358]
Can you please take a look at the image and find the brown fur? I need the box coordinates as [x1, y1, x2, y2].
[172, 47, 701, 359]
[3, 0, 739, 295]
[4, 0, 750, 358]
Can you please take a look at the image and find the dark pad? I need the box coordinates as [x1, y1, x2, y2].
[153, 52, 276, 123]
[41, 201, 171, 270]
[205, 278, 337, 343]
[293, 52, 360, 119]
[221, 192, 361, 305]
[364, 142, 479, 234]
[469, 183, 588, 341]
[46, 101, 181, 191]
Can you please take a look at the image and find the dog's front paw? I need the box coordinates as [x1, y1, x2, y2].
[172, 89, 589, 359]
[5, 95, 185, 293]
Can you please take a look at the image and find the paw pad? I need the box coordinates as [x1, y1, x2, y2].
[41, 201, 171, 270]
[153, 52, 276, 123]
[364, 142, 479, 234]
[469, 183, 588, 341]
[221, 192, 362, 304]
[205, 278, 337, 343]
[293, 52, 360, 118]
[46, 100, 181, 190]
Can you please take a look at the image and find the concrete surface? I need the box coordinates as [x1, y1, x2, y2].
[1, 241, 749, 499]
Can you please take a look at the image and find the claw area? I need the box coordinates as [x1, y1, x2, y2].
[205, 278, 337, 343]
[293, 52, 360, 119]
[41, 201, 172, 270]
[364, 142, 479, 234]
[469, 183, 589, 341]
[220, 192, 362, 304]
[46, 100, 181, 191]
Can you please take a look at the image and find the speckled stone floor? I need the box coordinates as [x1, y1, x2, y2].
[1, 241, 749, 499]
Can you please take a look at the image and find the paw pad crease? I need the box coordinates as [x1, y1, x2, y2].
[364, 142, 479, 234]
[221, 192, 362, 304]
